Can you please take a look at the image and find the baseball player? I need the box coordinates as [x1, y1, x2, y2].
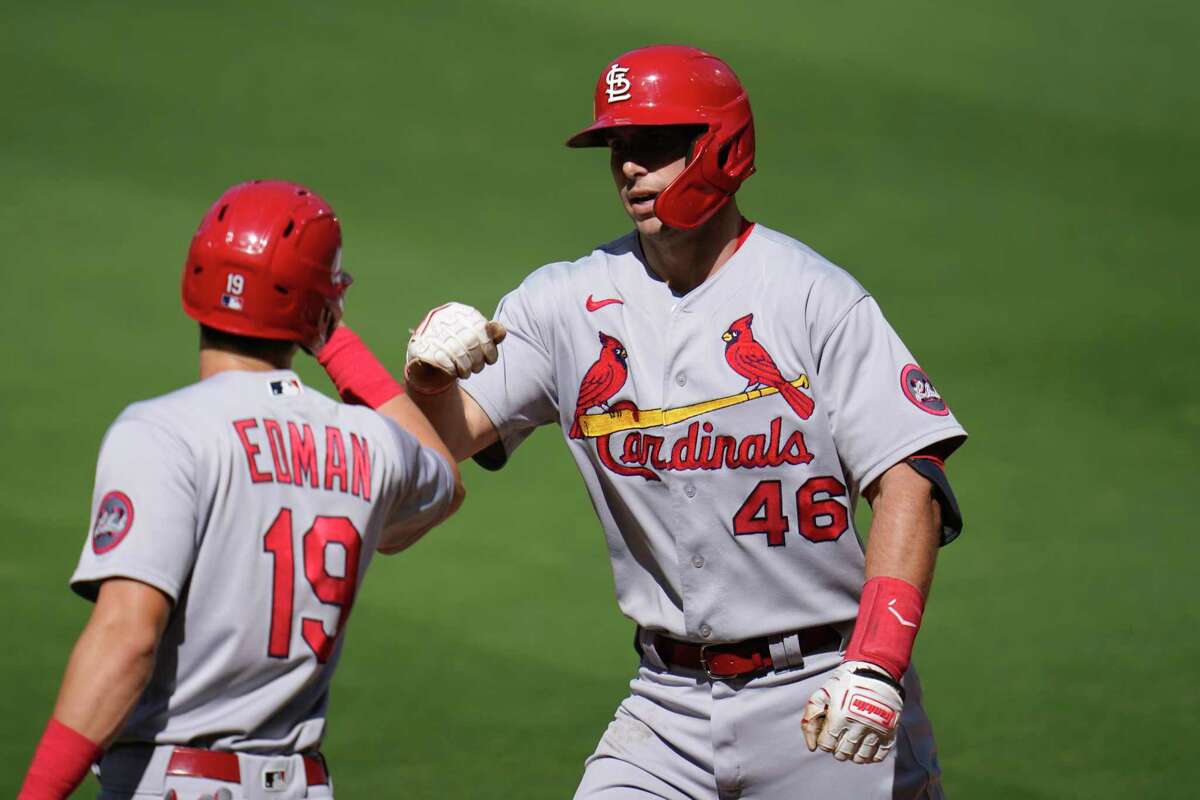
[19, 180, 467, 799]
[404, 45, 966, 799]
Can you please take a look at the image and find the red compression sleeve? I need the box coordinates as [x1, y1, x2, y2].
[317, 326, 404, 409]
[843, 576, 926, 681]
[19, 718, 103, 800]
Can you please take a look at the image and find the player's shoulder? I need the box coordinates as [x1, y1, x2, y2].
[112, 371, 343, 436]
[514, 231, 636, 294]
[752, 225, 866, 290]
[749, 224, 870, 313]
[99, 381, 211, 462]
[113, 380, 213, 434]
[333, 396, 401, 440]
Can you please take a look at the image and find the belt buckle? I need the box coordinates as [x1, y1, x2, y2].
[698, 643, 724, 680]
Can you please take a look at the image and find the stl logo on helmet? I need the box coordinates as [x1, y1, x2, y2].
[605, 64, 632, 103]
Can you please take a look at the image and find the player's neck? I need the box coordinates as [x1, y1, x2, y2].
[199, 348, 294, 380]
[639, 202, 744, 296]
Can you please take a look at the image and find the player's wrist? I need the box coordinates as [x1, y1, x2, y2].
[317, 325, 405, 408]
[844, 660, 907, 699]
[842, 576, 925, 681]
[19, 718, 102, 800]
[403, 361, 456, 396]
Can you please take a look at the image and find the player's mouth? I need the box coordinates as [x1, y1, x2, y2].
[628, 191, 658, 215]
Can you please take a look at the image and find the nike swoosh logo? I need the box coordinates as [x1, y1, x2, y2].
[585, 294, 624, 312]
[886, 599, 918, 628]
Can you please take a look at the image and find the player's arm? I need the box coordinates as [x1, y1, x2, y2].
[405, 295, 561, 468]
[375, 392, 466, 500]
[315, 322, 476, 551]
[800, 459, 945, 765]
[20, 578, 170, 799]
[403, 303, 506, 462]
[799, 289, 968, 763]
[373, 391, 467, 552]
[861, 459, 941, 595]
[406, 383, 499, 462]
[317, 322, 466, 485]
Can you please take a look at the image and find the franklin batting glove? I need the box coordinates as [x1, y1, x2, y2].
[801, 660, 905, 764]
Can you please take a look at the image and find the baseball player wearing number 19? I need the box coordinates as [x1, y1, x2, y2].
[19, 181, 465, 800]
[407, 45, 966, 799]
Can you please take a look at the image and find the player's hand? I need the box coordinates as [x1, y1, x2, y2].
[405, 302, 507, 394]
[800, 660, 904, 764]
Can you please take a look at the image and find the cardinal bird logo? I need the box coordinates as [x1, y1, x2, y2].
[723, 313, 814, 420]
[570, 332, 629, 439]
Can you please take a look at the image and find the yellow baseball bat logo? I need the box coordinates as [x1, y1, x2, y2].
[578, 375, 810, 438]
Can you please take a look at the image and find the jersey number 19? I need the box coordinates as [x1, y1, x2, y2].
[262, 509, 362, 663]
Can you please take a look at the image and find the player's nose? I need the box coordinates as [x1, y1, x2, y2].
[620, 158, 648, 180]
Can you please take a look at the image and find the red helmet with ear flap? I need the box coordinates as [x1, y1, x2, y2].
[181, 180, 352, 352]
[566, 44, 756, 230]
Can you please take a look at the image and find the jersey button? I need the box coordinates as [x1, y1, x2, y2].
[675, 373, 687, 387]
[699, 624, 712, 639]
[692, 555, 705, 569]
[683, 483, 696, 498]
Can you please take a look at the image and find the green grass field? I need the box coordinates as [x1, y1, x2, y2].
[3, 1, 1197, 797]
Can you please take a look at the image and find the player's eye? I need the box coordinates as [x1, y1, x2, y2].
[607, 126, 700, 164]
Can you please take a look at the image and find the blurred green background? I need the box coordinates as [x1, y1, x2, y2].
[2, 1, 1197, 797]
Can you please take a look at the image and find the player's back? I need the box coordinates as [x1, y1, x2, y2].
[71, 369, 452, 752]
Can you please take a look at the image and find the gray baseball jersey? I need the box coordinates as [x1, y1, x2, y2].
[461, 223, 966, 642]
[70, 369, 454, 752]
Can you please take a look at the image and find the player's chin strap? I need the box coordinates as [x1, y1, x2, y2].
[843, 576, 925, 682]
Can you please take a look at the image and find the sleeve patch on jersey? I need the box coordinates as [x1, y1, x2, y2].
[92, 491, 134, 554]
[900, 364, 949, 416]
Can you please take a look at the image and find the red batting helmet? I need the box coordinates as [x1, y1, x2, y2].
[566, 45, 755, 230]
[181, 180, 351, 352]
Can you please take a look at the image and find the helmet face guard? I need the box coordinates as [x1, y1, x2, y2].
[181, 180, 349, 352]
[567, 45, 756, 230]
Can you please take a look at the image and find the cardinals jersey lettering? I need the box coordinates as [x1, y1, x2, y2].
[71, 370, 454, 751]
[461, 225, 966, 641]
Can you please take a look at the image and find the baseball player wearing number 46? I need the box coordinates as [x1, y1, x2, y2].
[19, 181, 464, 800]
[407, 45, 966, 799]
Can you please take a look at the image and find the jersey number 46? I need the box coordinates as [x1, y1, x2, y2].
[732, 477, 849, 546]
[262, 509, 362, 663]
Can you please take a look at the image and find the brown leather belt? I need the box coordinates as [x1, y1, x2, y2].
[166, 747, 330, 786]
[651, 625, 842, 680]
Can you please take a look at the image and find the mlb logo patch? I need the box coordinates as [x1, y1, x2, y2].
[263, 768, 287, 791]
[270, 378, 302, 397]
[220, 294, 244, 310]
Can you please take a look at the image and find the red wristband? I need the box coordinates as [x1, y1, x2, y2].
[19, 718, 103, 800]
[843, 576, 925, 681]
[317, 326, 404, 409]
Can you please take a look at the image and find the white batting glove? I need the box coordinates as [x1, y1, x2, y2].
[405, 302, 506, 393]
[801, 660, 904, 764]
